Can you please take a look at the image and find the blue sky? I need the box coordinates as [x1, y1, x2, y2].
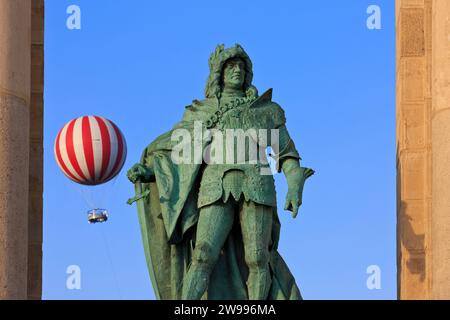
[43, 0, 395, 299]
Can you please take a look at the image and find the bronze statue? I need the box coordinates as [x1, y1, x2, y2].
[127, 44, 314, 300]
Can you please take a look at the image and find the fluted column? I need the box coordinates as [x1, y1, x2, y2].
[0, 0, 31, 299]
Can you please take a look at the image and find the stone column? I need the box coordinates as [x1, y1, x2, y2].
[431, 0, 450, 300]
[396, 0, 432, 300]
[397, 0, 450, 299]
[0, 0, 31, 299]
[28, 0, 44, 300]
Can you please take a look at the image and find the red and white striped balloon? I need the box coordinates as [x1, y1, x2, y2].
[54, 116, 127, 185]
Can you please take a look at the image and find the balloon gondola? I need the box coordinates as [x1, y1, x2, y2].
[87, 208, 109, 224]
[54, 115, 127, 223]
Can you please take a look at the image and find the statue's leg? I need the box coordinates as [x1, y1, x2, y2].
[181, 201, 235, 300]
[239, 201, 273, 300]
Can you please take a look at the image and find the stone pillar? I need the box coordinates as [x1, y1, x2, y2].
[431, 0, 450, 300]
[396, 0, 432, 300]
[28, 0, 44, 300]
[0, 0, 31, 299]
[397, 0, 450, 299]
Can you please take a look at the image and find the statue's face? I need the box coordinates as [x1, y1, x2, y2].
[222, 58, 245, 90]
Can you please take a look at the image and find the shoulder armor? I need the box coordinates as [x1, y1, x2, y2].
[242, 89, 286, 130]
[249, 88, 273, 109]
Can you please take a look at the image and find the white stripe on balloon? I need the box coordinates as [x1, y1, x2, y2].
[73, 117, 91, 183]
[59, 121, 83, 182]
[103, 117, 118, 181]
[89, 116, 103, 183]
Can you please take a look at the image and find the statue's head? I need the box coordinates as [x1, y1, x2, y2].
[205, 44, 258, 99]
[222, 57, 245, 91]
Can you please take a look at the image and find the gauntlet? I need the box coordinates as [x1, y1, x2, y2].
[282, 158, 315, 218]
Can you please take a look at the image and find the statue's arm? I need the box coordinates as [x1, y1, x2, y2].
[270, 123, 314, 218]
[127, 148, 155, 184]
[127, 105, 197, 185]
[281, 157, 314, 218]
[270, 124, 301, 172]
[127, 163, 155, 184]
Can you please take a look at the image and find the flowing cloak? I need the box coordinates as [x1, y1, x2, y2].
[133, 89, 302, 300]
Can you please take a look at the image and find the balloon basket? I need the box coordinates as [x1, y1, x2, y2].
[87, 208, 108, 224]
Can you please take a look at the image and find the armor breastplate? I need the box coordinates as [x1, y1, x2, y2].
[198, 96, 277, 209]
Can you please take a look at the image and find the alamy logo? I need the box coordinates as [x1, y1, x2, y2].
[66, 5, 81, 30]
[366, 5, 382, 30]
[170, 121, 280, 175]
[366, 265, 381, 290]
[66, 265, 81, 290]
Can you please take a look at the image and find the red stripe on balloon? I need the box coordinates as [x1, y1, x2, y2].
[55, 126, 81, 183]
[66, 119, 88, 182]
[106, 121, 124, 181]
[82, 116, 95, 183]
[94, 116, 111, 182]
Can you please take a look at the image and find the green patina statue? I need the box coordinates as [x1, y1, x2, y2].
[127, 44, 314, 300]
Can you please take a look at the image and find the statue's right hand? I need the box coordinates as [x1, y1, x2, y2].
[127, 163, 154, 184]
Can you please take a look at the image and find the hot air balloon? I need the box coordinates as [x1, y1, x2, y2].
[54, 115, 127, 223]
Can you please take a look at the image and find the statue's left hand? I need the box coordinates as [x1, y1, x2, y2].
[284, 164, 315, 218]
[284, 187, 302, 218]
